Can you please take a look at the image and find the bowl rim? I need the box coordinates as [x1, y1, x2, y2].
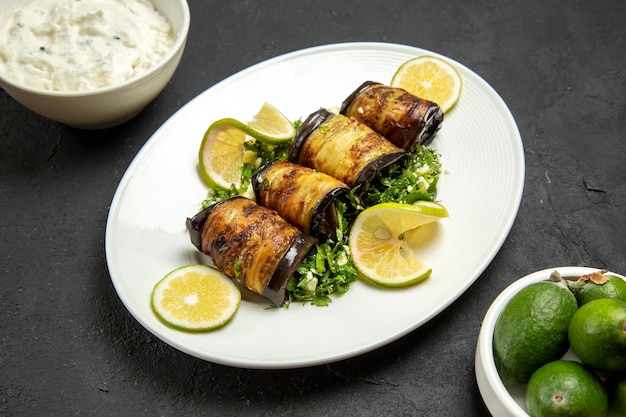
[0, 0, 190, 97]
[475, 266, 625, 416]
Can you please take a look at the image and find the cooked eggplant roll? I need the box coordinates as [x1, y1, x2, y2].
[252, 160, 349, 238]
[340, 81, 444, 149]
[289, 109, 405, 190]
[186, 196, 317, 305]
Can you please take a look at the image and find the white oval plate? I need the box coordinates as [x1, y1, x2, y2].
[105, 42, 525, 369]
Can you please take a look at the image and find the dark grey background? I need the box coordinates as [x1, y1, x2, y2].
[2, 0, 625, 416]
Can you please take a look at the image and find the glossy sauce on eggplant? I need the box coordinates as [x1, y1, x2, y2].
[340, 81, 444, 149]
[252, 160, 349, 238]
[186, 196, 317, 305]
[289, 109, 405, 191]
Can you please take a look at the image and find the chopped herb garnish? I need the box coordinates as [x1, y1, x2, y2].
[284, 199, 358, 307]
[363, 145, 442, 206]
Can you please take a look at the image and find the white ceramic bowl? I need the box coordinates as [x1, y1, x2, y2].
[0, 0, 190, 129]
[475, 266, 626, 416]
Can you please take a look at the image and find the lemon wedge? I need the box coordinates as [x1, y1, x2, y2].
[391, 55, 462, 113]
[348, 201, 448, 287]
[246, 102, 296, 145]
[151, 264, 241, 332]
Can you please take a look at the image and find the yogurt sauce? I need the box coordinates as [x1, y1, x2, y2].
[0, 0, 174, 91]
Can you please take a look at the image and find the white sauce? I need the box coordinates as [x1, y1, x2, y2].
[0, 0, 174, 91]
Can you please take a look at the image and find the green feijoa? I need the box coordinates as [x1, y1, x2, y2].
[493, 281, 578, 386]
[568, 298, 626, 372]
[526, 360, 608, 417]
[567, 271, 626, 306]
[606, 371, 626, 417]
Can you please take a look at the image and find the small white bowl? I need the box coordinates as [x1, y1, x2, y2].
[475, 266, 626, 416]
[0, 0, 190, 129]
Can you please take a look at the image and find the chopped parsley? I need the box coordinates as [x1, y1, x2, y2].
[363, 145, 442, 206]
[284, 199, 359, 307]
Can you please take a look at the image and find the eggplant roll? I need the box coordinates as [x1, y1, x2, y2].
[288, 108, 405, 190]
[340, 81, 444, 149]
[186, 196, 317, 305]
[252, 160, 349, 238]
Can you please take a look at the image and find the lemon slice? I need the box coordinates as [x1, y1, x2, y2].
[391, 55, 462, 113]
[198, 103, 294, 189]
[151, 264, 241, 332]
[199, 118, 247, 189]
[349, 201, 449, 287]
[246, 102, 296, 145]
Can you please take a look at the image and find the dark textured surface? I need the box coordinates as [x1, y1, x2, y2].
[1, 1, 625, 416]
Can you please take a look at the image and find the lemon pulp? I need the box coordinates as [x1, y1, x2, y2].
[199, 119, 246, 189]
[391, 55, 462, 113]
